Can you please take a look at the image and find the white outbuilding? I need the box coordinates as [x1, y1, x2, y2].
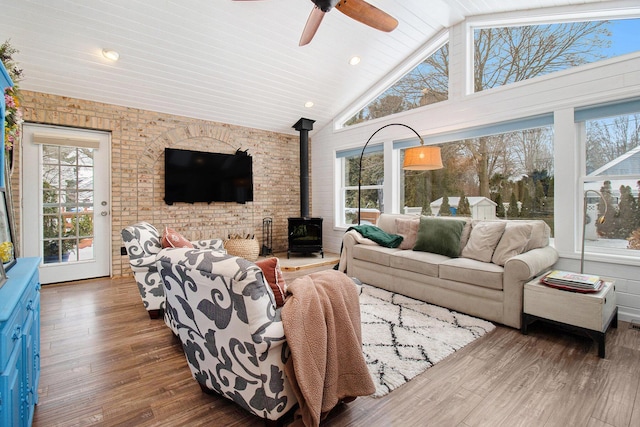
[429, 196, 497, 220]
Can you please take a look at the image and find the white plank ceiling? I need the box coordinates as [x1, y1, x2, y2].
[1, 0, 614, 135]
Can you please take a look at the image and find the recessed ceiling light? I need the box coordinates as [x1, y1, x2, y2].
[305, 101, 314, 108]
[349, 56, 361, 66]
[102, 49, 120, 61]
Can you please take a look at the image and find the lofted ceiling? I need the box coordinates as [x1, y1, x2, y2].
[2, 0, 611, 135]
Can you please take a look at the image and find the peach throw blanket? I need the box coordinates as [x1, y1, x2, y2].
[282, 270, 375, 427]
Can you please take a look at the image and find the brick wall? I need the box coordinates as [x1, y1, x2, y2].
[16, 91, 306, 277]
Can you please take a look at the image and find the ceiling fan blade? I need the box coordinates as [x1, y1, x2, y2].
[335, 0, 398, 32]
[299, 6, 325, 46]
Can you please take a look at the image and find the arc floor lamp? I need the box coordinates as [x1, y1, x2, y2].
[357, 123, 444, 225]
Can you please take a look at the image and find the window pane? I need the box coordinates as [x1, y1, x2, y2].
[583, 111, 640, 252]
[60, 146, 77, 165]
[345, 152, 383, 187]
[583, 180, 639, 250]
[586, 114, 640, 174]
[78, 166, 94, 190]
[43, 145, 59, 164]
[78, 148, 94, 166]
[42, 215, 61, 239]
[345, 43, 449, 126]
[43, 165, 60, 188]
[340, 151, 384, 226]
[402, 126, 554, 233]
[474, 18, 640, 93]
[343, 189, 383, 226]
[77, 190, 94, 208]
[76, 213, 94, 239]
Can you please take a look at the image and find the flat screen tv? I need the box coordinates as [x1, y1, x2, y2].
[164, 148, 253, 204]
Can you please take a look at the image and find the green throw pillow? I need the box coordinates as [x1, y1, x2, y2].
[413, 217, 466, 258]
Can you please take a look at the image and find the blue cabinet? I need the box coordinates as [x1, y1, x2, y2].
[0, 257, 41, 426]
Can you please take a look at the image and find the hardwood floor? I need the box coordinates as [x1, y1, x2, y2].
[34, 266, 640, 427]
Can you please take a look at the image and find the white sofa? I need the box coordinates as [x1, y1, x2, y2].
[339, 213, 559, 329]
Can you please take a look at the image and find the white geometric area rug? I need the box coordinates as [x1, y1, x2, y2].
[359, 284, 495, 397]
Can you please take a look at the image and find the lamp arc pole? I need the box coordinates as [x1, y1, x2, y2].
[357, 123, 423, 225]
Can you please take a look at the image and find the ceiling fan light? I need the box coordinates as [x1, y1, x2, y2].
[102, 49, 119, 61]
[403, 146, 443, 170]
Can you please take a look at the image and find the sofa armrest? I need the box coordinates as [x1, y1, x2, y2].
[191, 238, 225, 251]
[502, 245, 559, 329]
[505, 246, 559, 281]
[128, 253, 159, 272]
[338, 230, 377, 275]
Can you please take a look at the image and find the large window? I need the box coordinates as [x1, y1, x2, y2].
[473, 18, 640, 93]
[345, 42, 449, 126]
[579, 102, 640, 253]
[399, 122, 554, 232]
[337, 147, 384, 226]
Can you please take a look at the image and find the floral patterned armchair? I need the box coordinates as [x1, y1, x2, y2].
[156, 248, 297, 423]
[121, 222, 225, 332]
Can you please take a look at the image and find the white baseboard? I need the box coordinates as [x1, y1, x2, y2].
[617, 308, 640, 325]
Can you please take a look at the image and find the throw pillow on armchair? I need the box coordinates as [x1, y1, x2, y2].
[255, 257, 287, 307]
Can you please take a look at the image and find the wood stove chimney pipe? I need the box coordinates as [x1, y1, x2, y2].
[292, 118, 315, 218]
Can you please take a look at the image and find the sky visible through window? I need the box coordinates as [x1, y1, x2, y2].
[606, 18, 639, 56]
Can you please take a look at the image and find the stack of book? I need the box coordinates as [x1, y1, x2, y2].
[541, 270, 604, 293]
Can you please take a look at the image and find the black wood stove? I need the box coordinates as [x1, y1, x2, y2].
[288, 118, 323, 258]
[287, 217, 323, 258]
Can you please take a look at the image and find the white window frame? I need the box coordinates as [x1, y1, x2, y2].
[335, 145, 384, 228]
[466, 9, 640, 96]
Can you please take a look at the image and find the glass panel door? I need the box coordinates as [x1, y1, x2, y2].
[22, 123, 110, 284]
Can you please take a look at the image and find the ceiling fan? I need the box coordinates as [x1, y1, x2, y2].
[235, 0, 399, 46]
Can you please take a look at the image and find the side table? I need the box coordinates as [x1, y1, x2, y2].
[522, 275, 617, 358]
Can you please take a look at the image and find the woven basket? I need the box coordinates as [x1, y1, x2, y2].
[224, 238, 260, 261]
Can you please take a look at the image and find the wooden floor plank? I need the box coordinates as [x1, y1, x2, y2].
[33, 267, 640, 426]
[589, 345, 640, 427]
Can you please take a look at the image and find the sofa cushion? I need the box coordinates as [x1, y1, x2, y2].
[162, 226, 194, 249]
[255, 257, 287, 307]
[461, 221, 506, 263]
[413, 217, 466, 258]
[352, 245, 401, 266]
[439, 257, 504, 290]
[390, 250, 448, 277]
[396, 217, 420, 250]
[491, 222, 533, 266]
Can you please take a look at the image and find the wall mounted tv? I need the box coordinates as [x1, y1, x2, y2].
[164, 148, 253, 205]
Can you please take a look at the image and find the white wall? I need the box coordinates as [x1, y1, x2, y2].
[310, 14, 640, 323]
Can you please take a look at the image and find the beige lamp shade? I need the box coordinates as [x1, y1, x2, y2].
[403, 146, 443, 170]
